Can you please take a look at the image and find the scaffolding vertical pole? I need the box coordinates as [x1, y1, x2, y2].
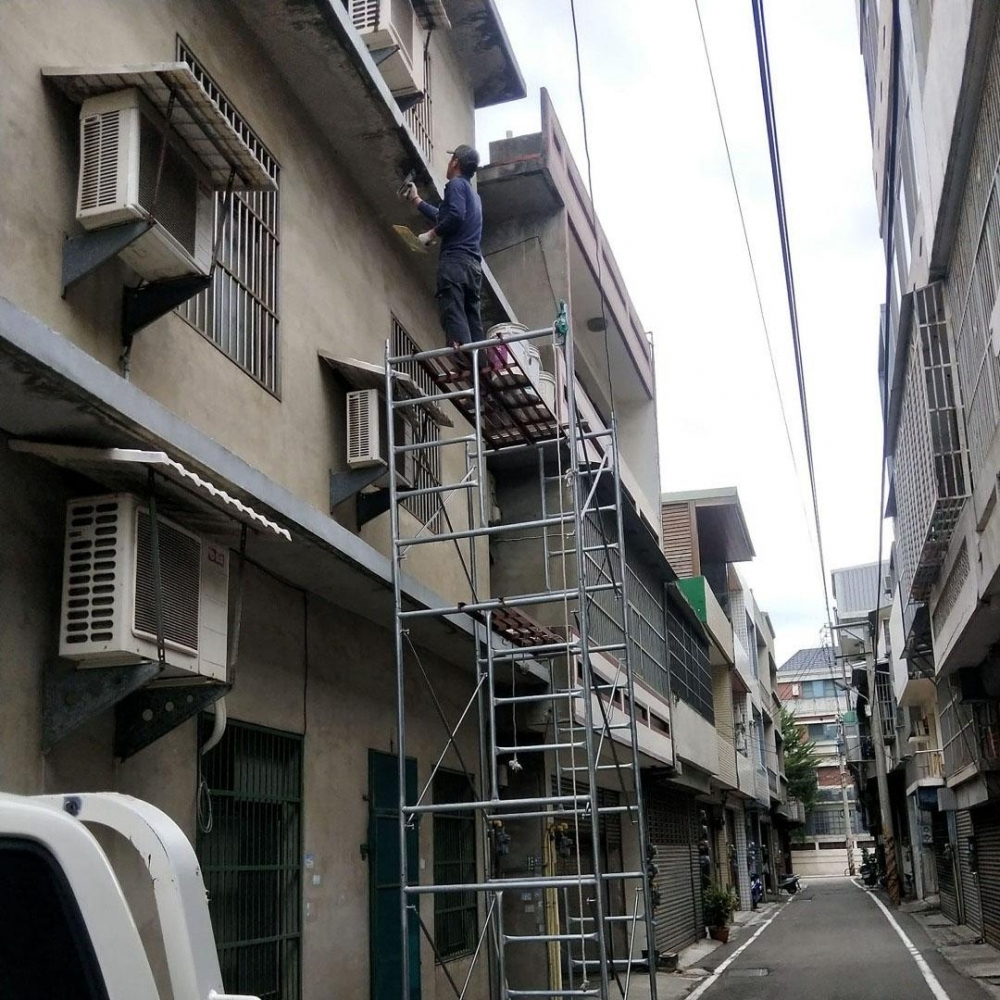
[562, 323, 612, 998]
[386, 341, 411, 1000]
[609, 412, 659, 996]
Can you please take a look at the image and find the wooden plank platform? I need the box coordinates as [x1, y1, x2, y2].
[465, 604, 565, 648]
[415, 347, 561, 451]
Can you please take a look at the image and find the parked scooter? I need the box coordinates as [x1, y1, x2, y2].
[750, 871, 764, 909]
[778, 873, 802, 894]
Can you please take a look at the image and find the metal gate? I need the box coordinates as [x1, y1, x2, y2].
[646, 789, 702, 954]
[957, 809, 982, 933]
[974, 804, 1000, 947]
[933, 810, 959, 924]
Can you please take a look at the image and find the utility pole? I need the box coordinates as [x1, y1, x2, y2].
[867, 614, 900, 904]
[831, 640, 856, 877]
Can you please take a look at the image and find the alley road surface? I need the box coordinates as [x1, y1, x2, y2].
[697, 878, 983, 1000]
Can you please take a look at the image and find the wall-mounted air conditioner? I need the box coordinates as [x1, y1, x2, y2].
[349, 0, 425, 96]
[59, 494, 228, 681]
[791, 683, 801, 697]
[346, 388, 413, 487]
[76, 89, 214, 281]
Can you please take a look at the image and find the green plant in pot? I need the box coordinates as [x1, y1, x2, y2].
[703, 883, 738, 943]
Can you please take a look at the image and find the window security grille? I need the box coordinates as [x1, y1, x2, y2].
[176, 40, 281, 394]
[946, 28, 1000, 491]
[893, 282, 969, 604]
[433, 770, 477, 959]
[666, 595, 713, 724]
[198, 719, 302, 1000]
[392, 318, 443, 532]
[404, 43, 432, 161]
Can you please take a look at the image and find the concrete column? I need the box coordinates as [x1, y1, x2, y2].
[733, 805, 751, 910]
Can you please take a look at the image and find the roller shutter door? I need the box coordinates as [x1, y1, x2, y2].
[646, 789, 702, 954]
[933, 810, 958, 924]
[974, 804, 1000, 948]
[957, 809, 982, 933]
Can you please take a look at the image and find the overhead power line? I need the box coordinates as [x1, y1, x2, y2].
[749, 0, 835, 636]
[692, 0, 814, 550]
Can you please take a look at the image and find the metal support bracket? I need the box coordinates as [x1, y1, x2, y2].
[358, 488, 392, 528]
[330, 465, 387, 507]
[114, 680, 231, 760]
[121, 273, 213, 348]
[370, 45, 401, 66]
[43, 658, 162, 751]
[61, 221, 151, 293]
[397, 91, 426, 114]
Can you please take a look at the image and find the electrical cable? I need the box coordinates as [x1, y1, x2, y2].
[749, 0, 835, 643]
[693, 0, 815, 552]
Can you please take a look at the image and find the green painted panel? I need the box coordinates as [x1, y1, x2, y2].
[675, 576, 708, 623]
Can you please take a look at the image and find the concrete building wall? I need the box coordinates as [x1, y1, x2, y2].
[0, 0, 479, 606]
[1, 441, 490, 1000]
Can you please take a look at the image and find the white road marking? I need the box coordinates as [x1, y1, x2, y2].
[853, 880, 951, 1000]
[685, 903, 788, 1000]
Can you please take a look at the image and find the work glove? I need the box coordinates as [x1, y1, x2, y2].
[418, 230, 437, 246]
[399, 181, 420, 204]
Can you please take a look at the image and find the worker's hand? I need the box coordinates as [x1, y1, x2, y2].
[418, 230, 437, 246]
[399, 181, 420, 205]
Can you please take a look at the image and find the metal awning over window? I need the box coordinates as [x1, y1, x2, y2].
[41, 63, 277, 192]
[319, 352, 454, 427]
[9, 441, 290, 540]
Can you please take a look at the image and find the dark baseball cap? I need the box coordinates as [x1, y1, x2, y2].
[448, 144, 480, 175]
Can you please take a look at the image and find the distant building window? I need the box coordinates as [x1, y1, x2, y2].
[176, 40, 281, 394]
[803, 679, 836, 699]
[807, 722, 841, 742]
[433, 770, 477, 960]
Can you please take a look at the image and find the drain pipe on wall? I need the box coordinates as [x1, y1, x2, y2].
[201, 698, 228, 757]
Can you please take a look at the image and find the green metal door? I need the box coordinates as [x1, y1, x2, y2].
[369, 750, 421, 1000]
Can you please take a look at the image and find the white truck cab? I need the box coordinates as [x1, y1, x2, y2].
[0, 792, 258, 1000]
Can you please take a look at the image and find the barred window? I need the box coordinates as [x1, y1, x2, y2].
[666, 594, 713, 723]
[433, 770, 477, 960]
[392, 318, 443, 532]
[404, 43, 432, 161]
[197, 719, 302, 1000]
[176, 40, 281, 394]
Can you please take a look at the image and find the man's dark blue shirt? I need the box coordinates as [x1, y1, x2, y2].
[417, 175, 482, 260]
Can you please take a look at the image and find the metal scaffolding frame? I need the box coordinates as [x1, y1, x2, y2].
[385, 311, 659, 999]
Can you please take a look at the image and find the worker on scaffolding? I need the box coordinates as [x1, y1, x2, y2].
[401, 145, 484, 358]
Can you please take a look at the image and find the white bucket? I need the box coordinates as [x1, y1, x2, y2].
[487, 322, 538, 380]
[538, 370, 557, 412]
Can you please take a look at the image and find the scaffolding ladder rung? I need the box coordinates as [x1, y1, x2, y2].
[563, 764, 622, 772]
[493, 689, 583, 705]
[397, 479, 478, 499]
[394, 433, 477, 453]
[404, 875, 597, 893]
[507, 990, 600, 997]
[396, 512, 578, 548]
[404, 794, 588, 816]
[495, 742, 585, 753]
[399, 581, 618, 619]
[392, 386, 475, 408]
[557, 722, 633, 733]
[504, 933, 599, 944]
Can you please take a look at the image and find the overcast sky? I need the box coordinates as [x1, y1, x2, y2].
[476, 0, 887, 665]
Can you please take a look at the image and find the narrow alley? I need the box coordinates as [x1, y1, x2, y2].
[658, 881, 990, 1000]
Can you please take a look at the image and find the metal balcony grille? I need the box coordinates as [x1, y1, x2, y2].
[894, 282, 969, 603]
[198, 719, 302, 1000]
[947, 27, 1000, 488]
[177, 40, 281, 394]
[666, 595, 713, 723]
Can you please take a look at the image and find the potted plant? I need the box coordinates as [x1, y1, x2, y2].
[703, 883, 738, 944]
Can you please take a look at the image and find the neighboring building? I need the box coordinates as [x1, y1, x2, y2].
[661, 487, 801, 916]
[860, 0, 1000, 940]
[0, 2, 690, 995]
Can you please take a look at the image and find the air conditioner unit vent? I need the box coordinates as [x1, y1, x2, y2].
[134, 508, 201, 651]
[345, 388, 413, 487]
[349, 0, 424, 95]
[76, 89, 213, 281]
[59, 494, 228, 680]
